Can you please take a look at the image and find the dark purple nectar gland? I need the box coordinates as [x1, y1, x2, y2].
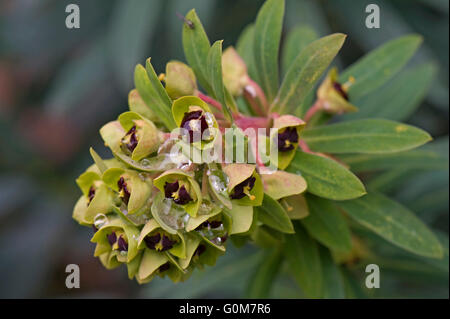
[107, 231, 128, 252]
[144, 232, 178, 251]
[230, 176, 256, 200]
[159, 262, 171, 273]
[118, 176, 131, 205]
[121, 125, 138, 153]
[333, 81, 349, 101]
[277, 127, 299, 152]
[194, 244, 206, 257]
[199, 220, 223, 230]
[163, 181, 193, 205]
[180, 110, 210, 143]
[87, 186, 96, 205]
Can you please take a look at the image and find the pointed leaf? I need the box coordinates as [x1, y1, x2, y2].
[337, 192, 444, 258]
[255, 194, 294, 234]
[273, 33, 346, 114]
[287, 151, 366, 200]
[340, 35, 423, 100]
[302, 119, 432, 154]
[253, 0, 285, 102]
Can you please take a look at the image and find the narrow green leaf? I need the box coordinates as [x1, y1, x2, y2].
[345, 63, 436, 121]
[319, 245, 345, 299]
[207, 40, 234, 122]
[145, 58, 173, 113]
[236, 24, 261, 85]
[89, 147, 107, 174]
[274, 33, 346, 114]
[182, 9, 213, 94]
[337, 192, 444, 258]
[301, 194, 352, 252]
[340, 35, 423, 100]
[134, 64, 176, 130]
[284, 223, 323, 298]
[338, 150, 449, 173]
[287, 151, 366, 201]
[302, 119, 432, 154]
[253, 0, 285, 102]
[282, 25, 318, 75]
[246, 249, 282, 298]
[255, 194, 294, 234]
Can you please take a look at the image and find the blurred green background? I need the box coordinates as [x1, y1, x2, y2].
[0, 0, 448, 298]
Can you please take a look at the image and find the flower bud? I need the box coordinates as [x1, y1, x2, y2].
[221, 47, 249, 96]
[128, 89, 159, 123]
[165, 61, 198, 100]
[317, 67, 358, 114]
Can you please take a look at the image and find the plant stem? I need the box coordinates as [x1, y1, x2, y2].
[304, 99, 323, 122]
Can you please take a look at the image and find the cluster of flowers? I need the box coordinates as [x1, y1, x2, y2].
[73, 39, 356, 283]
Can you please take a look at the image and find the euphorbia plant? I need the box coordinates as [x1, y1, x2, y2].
[73, 0, 444, 297]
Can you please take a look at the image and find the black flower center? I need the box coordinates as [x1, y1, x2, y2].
[159, 262, 171, 273]
[87, 186, 96, 206]
[118, 176, 131, 205]
[230, 176, 256, 200]
[277, 127, 299, 152]
[107, 231, 128, 252]
[180, 110, 210, 143]
[144, 232, 177, 251]
[163, 181, 193, 205]
[194, 244, 206, 257]
[121, 125, 138, 153]
[333, 82, 349, 101]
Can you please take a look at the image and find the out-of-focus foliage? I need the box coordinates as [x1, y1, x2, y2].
[0, 0, 447, 298]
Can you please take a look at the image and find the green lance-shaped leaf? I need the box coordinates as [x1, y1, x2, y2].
[336, 192, 444, 259]
[338, 149, 449, 173]
[272, 33, 346, 114]
[253, 0, 285, 102]
[284, 223, 323, 298]
[345, 63, 437, 121]
[182, 9, 213, 95]
[207, 40, 235, 122]
[282, 25, 318, 76]
[301, 194, 352, 252]
[255, 194, 294, 234]
[340, 34, 423, 100]
[302, 119, 432, 154]
[236, 24, 261, 85]
[261, 170, 307, 200]
[134, 61, 176, 130]
[286, 151, 366, 201]
[319, 245, 345, 299]
[246, 248, 283, 298]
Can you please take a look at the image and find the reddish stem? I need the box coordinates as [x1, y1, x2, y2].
[197, 91, 222, 111]
[234, 116, 270, 131]
[304, 99, 323, 122]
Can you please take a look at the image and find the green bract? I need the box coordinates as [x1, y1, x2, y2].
[71, 0, 444, 295]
